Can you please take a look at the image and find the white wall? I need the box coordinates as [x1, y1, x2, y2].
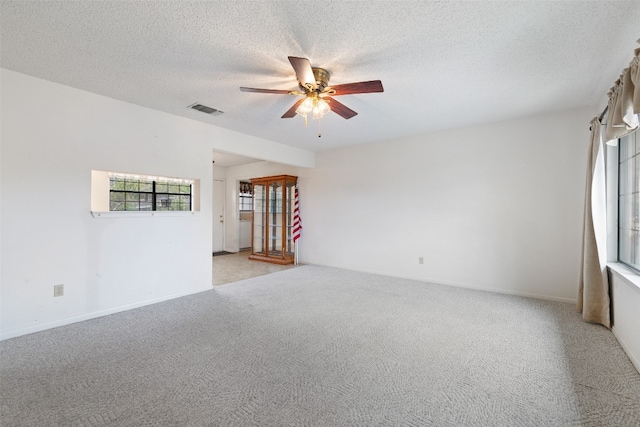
[299, 108, 591, 302]
[0, 70, 314, 339]
[609, 269, 640, 372]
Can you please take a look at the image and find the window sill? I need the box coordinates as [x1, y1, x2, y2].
[91, 211, 200, 218]
[607, 262, 640, 292]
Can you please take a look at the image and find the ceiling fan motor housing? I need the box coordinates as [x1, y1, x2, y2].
[309, 67, 330, 92]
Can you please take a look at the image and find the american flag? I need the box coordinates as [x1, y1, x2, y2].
[292, 186, 301, 243]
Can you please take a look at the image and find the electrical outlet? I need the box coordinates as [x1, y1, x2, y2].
[419, 257, 424, 265]
[53, 284, 64, 297]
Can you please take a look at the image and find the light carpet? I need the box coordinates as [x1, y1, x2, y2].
[1, 265, 639, 426]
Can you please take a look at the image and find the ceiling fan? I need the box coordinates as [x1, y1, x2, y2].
[240, 56, 383, 124]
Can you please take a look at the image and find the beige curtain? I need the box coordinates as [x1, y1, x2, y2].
[604, 42, 640, 144]
[632, 46, 640, 113]
[579, 40, 640, 327]
[578, 118, 610, 327]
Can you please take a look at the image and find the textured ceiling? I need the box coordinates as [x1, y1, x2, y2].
[1, 1, 639, 153]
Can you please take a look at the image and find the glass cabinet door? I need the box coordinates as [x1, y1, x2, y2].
[269, 181, 283, 257]
[252, 183, 266, 255]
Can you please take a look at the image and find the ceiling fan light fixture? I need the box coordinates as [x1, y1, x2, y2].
[313, 98, 330, 120]
[295, 94, 330, 120]
[295, 96, 314, 116]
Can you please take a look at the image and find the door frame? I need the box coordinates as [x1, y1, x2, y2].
[212, 178, 225, 253]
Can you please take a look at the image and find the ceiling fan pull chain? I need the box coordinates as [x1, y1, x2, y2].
[318, 118, 322, 138]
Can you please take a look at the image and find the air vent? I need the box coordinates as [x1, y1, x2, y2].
[188, 103, 223, 116]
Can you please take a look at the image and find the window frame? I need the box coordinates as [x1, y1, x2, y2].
[90, 170, 200, 217]
[109, 176, 192, 212]
[617, 132, 640, 273]
[238, 181, 253, 212]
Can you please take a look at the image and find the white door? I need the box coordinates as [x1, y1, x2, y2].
[212, 179, 224, 253]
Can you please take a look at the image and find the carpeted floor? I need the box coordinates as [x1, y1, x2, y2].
[1, 265, 639, 426]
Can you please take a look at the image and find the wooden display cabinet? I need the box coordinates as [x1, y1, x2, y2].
[249, 175, 297, 265]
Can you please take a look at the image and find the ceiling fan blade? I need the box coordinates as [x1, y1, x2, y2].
[288, 56, 316, 89]
[328, 98, 358, 119]
[329, 80, 384, 96]
[282, 99, 304, 118]
[240, 87, 291, 94]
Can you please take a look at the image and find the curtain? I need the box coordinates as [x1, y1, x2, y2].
[604, 42, 640, 144]
[578, 40, 640, 327]
[632, 46, 640, 114]
[578, 118, 610, 328]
